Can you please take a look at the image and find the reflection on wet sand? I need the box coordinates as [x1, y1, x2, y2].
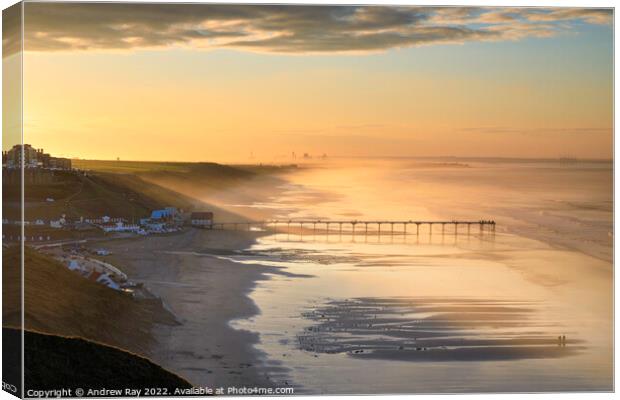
[270, 231, 494, 247]
[297, 298, 583, 362]
[227, 160, 611, 393]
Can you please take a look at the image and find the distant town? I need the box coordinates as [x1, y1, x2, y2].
[3, 144, 215, 292]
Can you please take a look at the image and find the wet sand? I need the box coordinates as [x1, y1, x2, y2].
[228, 231, 612, 393]
[296, 297, 584, 362]
[93, 228, 285, 388]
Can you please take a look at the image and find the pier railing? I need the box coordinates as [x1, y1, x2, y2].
[207, 220, 495, 235]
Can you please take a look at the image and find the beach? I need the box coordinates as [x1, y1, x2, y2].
[94, 229, 286, 388]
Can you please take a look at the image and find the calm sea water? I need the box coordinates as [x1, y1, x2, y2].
[226, 158, 612, 393]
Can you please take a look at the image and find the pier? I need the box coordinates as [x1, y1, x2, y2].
[208, 219, 496, 235]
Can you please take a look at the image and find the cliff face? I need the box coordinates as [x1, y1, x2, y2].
[3, 247, 166, 356]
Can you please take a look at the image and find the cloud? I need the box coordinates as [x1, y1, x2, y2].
[522, 8, 613, 25]
[2, 3, 21, 57]
[4, 4, 613, 56]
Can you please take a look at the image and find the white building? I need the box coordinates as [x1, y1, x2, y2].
[144, 221, 165, 232]
[100, 222, 140, 233]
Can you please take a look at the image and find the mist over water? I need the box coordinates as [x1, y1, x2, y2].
[226, 158, 612, 393]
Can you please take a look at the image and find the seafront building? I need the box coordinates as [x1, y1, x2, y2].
[190, 212, 214, 228]
[2, 144, 72, 169]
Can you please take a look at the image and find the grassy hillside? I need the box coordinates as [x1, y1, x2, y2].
[73, 159, 297, 176]
[4, 160, 288, 222]
[74, 159, 294, 221]
[3, 247, 172, 356]
[2, 329, 192, 391]
[74, 160, 258, 193]
[59, 172, 197, 219]
[4, 160, 294, 229]
[96, 172, 197, 213]
[3, 169, 199, 221]
[71, 159, 197, 174]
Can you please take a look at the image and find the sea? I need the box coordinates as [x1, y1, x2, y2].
[223, 158, 612, 394]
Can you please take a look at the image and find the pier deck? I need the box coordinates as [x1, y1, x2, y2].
[207, 220, 495, 235]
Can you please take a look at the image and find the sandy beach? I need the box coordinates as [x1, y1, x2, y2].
[93, 228, 284, 388]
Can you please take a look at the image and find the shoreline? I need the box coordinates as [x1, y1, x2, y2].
[93, 228, 286, 388]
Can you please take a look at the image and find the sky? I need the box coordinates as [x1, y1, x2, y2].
[3, 4, 614, 162]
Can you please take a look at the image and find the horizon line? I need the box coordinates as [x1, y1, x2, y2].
[67, 155, 614, 164]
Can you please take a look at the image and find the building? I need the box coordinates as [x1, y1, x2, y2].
[95, 273, 121, 290]
[68, 260, 83, 273]
[2, 144, 71, 169]
[150, 207, 177, 220]
[3, 144, 39, 168]
[143, 221, 166, 232]
[151, 210, 168, 219]
[190, 212, 214, 228]
[100, 222, 140, 233]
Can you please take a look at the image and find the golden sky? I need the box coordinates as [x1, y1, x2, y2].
[4, 4, 614, 162]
